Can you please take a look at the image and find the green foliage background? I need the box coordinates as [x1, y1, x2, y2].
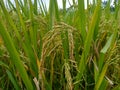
[0, 0, 120, 90]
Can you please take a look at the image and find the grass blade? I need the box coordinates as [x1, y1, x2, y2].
[15, 0, 38, 76]
[78, 0, 86, 41]
[74, 0, 101, 89]
[6, 70, 20, 90]
[0, 19, 33, 90]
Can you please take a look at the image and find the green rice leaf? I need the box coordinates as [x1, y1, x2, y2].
[74, 1, 101, 89]
[0, 19, 33, 90]
[78, 0, 86, 41]
[6, 70, 20, 90]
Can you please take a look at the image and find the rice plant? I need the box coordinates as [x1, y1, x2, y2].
[0, 0, 120, 90]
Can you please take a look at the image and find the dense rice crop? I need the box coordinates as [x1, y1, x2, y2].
[0, 0, 120, 90]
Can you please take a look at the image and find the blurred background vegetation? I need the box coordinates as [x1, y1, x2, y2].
[0, 0, 120, 90]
